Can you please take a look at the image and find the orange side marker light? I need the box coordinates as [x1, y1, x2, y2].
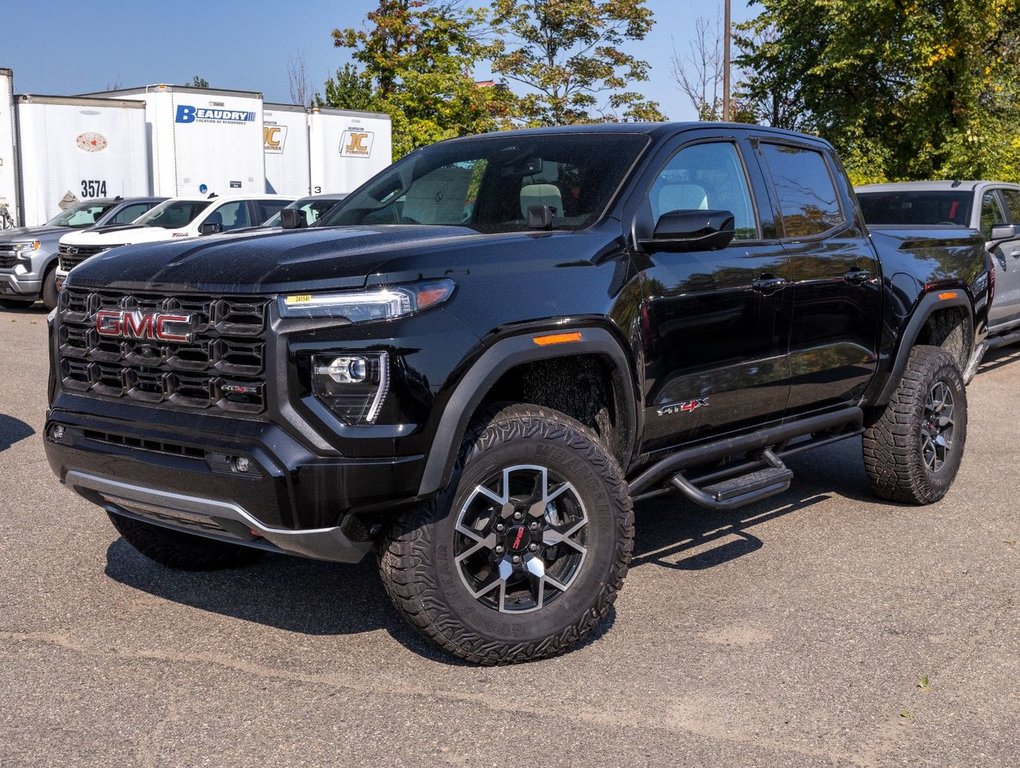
[533, 331, 583, 346]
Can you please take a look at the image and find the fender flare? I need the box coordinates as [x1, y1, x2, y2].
[417, 326, 638, 497]
[874, 290, 974, 405]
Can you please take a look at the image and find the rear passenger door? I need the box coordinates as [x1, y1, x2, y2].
[755, 140, 882, 415]
[985, 187, 1020, 329]
[634, 134, 792, 451]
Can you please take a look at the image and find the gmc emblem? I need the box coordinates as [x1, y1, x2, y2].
[95, 310, 193, 343]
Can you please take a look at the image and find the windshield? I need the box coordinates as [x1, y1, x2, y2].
[319, 133, 648, 233]
[46, 201, 118, 228]
[263, 196, 345, 227]
[135, 199, 213, 229]
[857, 190, 973, 226]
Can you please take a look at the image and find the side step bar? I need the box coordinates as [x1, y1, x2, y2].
[628, 406, 863, 497]
[669, 449, 793, 511]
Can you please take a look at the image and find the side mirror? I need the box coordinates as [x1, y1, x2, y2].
[280, 208, 306, 229]
[989, 223, 1020, 241]
[199, 221, 222, 235]
[642, 209, 736, 252]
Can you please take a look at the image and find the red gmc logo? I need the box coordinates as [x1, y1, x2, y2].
[95, 310, 193, 343]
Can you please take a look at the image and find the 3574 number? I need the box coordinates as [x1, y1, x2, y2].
[81, 180, 107, 198]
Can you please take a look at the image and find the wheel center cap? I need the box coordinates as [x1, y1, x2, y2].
[505, 525, 531, 553]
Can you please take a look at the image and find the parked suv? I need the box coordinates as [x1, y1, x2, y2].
[55, 194, 294, 288]
[0, 197, 164, 309]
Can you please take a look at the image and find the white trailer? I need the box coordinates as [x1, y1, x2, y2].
[308, 107, 392, 195]
[263, 102, 310, 196]
[91, 85, 266, 198]
[0, 68, 20, 227]
[15, 95, 150, 226]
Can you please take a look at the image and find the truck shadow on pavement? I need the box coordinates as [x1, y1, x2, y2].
[102, 437, 870, 663]
[631, 436, 874, 570]
[0, 413, 35, 451]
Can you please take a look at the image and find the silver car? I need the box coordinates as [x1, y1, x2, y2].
[0, 196, 165, 310]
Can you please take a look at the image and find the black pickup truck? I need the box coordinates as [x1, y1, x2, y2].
[45, 123, 990, 664]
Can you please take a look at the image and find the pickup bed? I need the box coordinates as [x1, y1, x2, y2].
[857, 180, 1016, 364]
[46, 123, 990, 664]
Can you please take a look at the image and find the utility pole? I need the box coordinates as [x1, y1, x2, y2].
[722, 0, 731, 121]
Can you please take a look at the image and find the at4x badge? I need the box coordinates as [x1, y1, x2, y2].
[657, 397, 709, 417]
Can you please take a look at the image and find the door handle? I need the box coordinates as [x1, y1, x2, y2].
[751, 275, 789, 293]
[843, 268, 871, 285]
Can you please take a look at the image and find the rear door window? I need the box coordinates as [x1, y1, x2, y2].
[999, 189, 1020, 224]
[761, 143, 845, 238]
[979, 191, 1006, 238]
[256, 200, 288, 224]
[108, 203, 152, 224]
[211, 201, 251, 232]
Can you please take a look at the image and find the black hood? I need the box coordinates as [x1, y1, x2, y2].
[66, 225, 483, 294]
[82, 223, 150, 236]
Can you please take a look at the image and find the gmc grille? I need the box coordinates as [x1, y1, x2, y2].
[58, 244, 107, 272]
[57, 287, 270, 414]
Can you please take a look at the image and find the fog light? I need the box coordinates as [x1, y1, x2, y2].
[311, 352, 389, 425]
[51, 424, 65, 440]
[232, 457, 251, 473]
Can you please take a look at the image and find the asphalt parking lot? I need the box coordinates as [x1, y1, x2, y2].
[0, 303, 1016, 768]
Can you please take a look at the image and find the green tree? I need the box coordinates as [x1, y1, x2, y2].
[324, 0, 514, 157]
[489, 0, 665, 125]
[189, 76, 209, 88]
[736, 0, 1020, 183]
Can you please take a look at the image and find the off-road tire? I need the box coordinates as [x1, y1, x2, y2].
[863, 345, 967, 504]
[41, 266, 58, 311]
[379, 404, 634, 665]
[107, 512, 263, 570]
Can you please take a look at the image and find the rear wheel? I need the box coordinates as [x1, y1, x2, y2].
[379, 404, 634, 665]
[863, 345, 967, 504]
[107, 512, 263, 570]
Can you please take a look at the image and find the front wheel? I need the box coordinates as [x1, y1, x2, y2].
[863, 345, 967, 504]
[41, 266, 59, 311]
[379, 404, 634, 665]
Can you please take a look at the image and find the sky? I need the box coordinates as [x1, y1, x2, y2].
[3, 0, 757, 122]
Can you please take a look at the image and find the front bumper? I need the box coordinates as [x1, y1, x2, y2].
[0, 272, 42, 297]
[45, 397, 428, 563]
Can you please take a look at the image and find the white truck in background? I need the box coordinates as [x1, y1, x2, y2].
[89, 85, 266, 199]
[264, 102, 311, 197]
[1, 68, 21, 227]
[16, 95, 151, 226]
[264, 105, 392, 197]
[309, 107, 391, 196]
[55, 193, 293, 289]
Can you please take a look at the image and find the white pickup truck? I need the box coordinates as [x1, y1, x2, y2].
[856, 180, 1019, 363]
[56, 193, 293, 288]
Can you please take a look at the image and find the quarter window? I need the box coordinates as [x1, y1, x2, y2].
[648, 142, 757, 240]
[761, 144, 844, 238]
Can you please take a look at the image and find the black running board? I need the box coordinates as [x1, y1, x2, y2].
[669, 449, 793, 511]
[628, 406, 862, 496]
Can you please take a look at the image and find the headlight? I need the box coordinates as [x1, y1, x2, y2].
[279, 278, 455, 322]
[11, 240, 39, 253]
